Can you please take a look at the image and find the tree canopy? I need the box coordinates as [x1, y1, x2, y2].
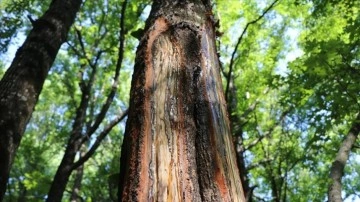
[0, 0, 359, 201]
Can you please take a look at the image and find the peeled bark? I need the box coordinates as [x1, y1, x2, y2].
[328, 113, 360, 202]
[0, 0, 82, 200]
[119, 0, 245, 201]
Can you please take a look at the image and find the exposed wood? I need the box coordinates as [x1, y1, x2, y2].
[119, 1, 245, 201]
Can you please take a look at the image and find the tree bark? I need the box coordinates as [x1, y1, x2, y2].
[0, 0, 82, 200]
[70, 151, 84, 202]
[119, 0, 245, 201]
[328, 113, 360, 202]
[235, 134, 253, 202]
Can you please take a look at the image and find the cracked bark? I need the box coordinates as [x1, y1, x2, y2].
[118, 0, 245, 201]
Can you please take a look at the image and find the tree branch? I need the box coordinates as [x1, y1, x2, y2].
[71, 109, 128, 171]
[84, 0, 128, 140]
[225, 0, 280, 101]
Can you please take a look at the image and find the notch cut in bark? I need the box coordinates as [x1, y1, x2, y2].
[119, 1, 245, 201]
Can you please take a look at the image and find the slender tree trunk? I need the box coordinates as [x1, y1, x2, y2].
[0, 0, 82, 200]
[17, 181, 27, 202]
[328, 113, 360, 202]
[235, 134, 253, 202]
[228, 90, 253, 201]
[70, 151, 84, 202]
[119, 0, 245, 201]
[46, 1, 127, 200]
[46, 76, 91, 202]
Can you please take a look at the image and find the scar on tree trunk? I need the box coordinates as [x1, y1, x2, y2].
[119, 1, 245, 201]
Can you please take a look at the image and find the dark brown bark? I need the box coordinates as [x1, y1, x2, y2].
[328, 113, 360, 202]
[0, 0, 82, 200]
[46, 66, 93, 201]
[119, 0, 245, 201]
[70, 151, 84, 202]
[228, 95, 253, 201]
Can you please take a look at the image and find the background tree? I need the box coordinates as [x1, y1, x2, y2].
[284, 1, 360, 200]
[2, 0, 149, 201]
[0, 0, 82, 200]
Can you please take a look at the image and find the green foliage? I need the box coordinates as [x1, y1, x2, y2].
[216, 0, 360, 201]
[0, 0, 49, 53]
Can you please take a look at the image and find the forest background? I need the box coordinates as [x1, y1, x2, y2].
[0, 0, 359, 201]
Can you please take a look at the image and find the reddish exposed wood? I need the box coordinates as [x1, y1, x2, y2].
[119, 1, 245, 201]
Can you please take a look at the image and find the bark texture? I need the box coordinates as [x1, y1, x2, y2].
[0, 0, 82, 200]
[119, 0, 245, 201]
[328, 113, 360, 202]
[70, 151, 84, 202]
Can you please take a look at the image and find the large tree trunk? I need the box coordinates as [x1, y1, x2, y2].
[118, 0, 245, 201]
[328, 113, 360, 202]
[0, 0, 82, 200]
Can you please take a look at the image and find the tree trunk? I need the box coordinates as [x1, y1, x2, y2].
[46, 75, 92, 202]
[118, 0, 245, 201]
[70, 151, 84, 202]
[235, 134, 253, 202]
[228, 90, 254, 201]
[0, 0, 82, 200]
[328, 113, 360, 202]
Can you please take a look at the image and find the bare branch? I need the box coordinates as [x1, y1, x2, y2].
[225, 0, 280, 101]
[247, 158, 273, 170]
[84, 0, 128, 139]
[71, 109, 128, 171]
[75, 28, 86, 55]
